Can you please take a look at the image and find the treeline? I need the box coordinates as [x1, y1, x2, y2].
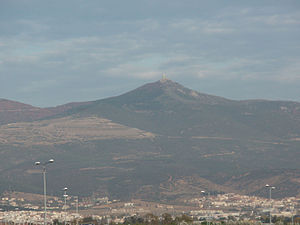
[53, 213, 300, 225]
[54, 213, 194, 225]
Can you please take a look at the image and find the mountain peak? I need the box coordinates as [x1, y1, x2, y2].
[154, 77, 182, 87]
[101, 79, 230, 107]
[158, 78, 179, 87]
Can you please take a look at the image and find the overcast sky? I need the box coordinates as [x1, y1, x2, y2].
[1, 0, 300, 107]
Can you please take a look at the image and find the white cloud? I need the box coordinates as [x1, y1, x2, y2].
[170, 19, 235, 34]
[250, 13, 300, 26]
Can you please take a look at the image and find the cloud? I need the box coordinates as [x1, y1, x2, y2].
[250, 13, 300, 26]
[19, 79, 58, 93]
[170, 19, 235, 34]
[17, 19, 50, 33]
[104, 56, 166, 80]
[1, 0, 300, 106]
[274, 60, 300, 82]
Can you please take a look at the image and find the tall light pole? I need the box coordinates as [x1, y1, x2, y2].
[265, 184, 275, 225]
[75, 196, 79, 225]
[201, 191, 211, 225]
[63, 187, 68, 225]
[291, 208, 294, 225]
[35, 159, 54, 225]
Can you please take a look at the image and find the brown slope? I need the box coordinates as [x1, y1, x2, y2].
[224, 169, 300, 198]
[0, 99, 93, 125]
[0, 99, 37, 110]
[0, 99, 42, 125]
[0, 116, 155, 146]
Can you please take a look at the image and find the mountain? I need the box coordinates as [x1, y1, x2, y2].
[0, 79, 300, 202]
[0, 99, 40, 125]
[0, 99, 92, 125]
[69, 78, 300, 140]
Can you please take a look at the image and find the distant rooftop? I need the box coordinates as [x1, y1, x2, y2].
[160, 73, 170, 83]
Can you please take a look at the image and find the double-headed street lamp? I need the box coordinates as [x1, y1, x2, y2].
[265, 184, 275, 225]
[63, 187, 68, 225]
[35, 159, 54, 225]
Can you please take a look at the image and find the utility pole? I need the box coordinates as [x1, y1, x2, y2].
[265, 184, 275, 225]
[35, 159, 54, 225]
[75, 196, 79, 225]
[63, 187, 68, 225]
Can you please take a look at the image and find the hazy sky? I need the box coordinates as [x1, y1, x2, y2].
[1, 0, 300, 107]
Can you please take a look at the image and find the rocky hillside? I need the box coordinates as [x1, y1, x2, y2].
[0, 79, 299, 201]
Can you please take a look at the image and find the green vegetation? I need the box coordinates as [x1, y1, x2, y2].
[59, 214, 300, 225]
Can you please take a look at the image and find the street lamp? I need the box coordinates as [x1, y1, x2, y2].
[291, 203, 294, 225]
[265, 184, 275, 225]
[63, 187, 68, 225]
[35, 159, 54, 225]
[201, 191, 211, 225]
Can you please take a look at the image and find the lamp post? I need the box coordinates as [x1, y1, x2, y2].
[265, 184, 275, 225]
[35, 159, 54, 225]
[201, 191, 211, 225]
[75, 196, 79, 225]
[63, 187, 68, 225]
[292, 210, 294, 225]
[291, 202, 294, 225]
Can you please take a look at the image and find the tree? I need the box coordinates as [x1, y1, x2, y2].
[180, 215, 193, 223]
[53, 219, 62, 225]
[145, 213, 159, 225]
[80, 216, 98, 225]
[123, 215, 144, 225]
[162, 213, 173, 225]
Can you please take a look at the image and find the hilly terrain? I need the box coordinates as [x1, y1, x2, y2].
[0, 98, 92, 125]
[74, 79, 300, 140]
[0, 78, 299, 202]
